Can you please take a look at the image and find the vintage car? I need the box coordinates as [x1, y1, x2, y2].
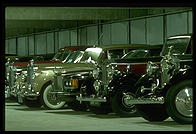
[5, 55, 46, 99]
[5, 46, 86, 100]
[17, 48, 88, 109]
[76, 34, 193, 116]
[50, 44, 163, 113]
[133, 46, 192, 124]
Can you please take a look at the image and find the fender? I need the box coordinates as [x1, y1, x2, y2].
[109, 72, 141, 97]
[33, 70, 55, 93]
[161, 68, 193, 96]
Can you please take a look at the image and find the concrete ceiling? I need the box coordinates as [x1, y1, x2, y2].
[5, 7, 191, 38]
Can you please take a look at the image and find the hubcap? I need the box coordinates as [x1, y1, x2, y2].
[122, 92, 135, 109]
[46, 87, 60, 105]
[175, 87, 193, 117]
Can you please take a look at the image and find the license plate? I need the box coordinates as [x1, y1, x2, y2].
[18, 95, 23, 103]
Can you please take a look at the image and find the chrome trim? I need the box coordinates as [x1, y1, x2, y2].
[48, 91, 79, 96]
[124, 96, 164, 105]
[76, 94, 107, 102]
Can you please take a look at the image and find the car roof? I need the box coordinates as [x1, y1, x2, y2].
[167, 34, 192, 39]
[92, 44, 163, 50]
[60, 46, 90, 51]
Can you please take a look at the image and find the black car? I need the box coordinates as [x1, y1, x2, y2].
[76, 34, 193, 117]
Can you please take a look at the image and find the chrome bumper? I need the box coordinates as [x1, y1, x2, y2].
[17, 83, 40, 98]
[76, 94, 107, 102]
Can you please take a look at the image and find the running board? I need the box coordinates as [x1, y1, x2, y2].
[76, 94, 107, 102]
[126, 97, 165, 105]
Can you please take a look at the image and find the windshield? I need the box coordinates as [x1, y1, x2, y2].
[63, 51, 84, 63]
[80, 47, 103, 62]
[161, 36, 191, 56]
[121, 50, 149, 59]
[52, 49, 71, 61]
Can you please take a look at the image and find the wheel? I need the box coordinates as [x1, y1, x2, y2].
[111, 85, 137, 117]
[41, 83, 66, 110]
[135, 83, 169, 122]
[89, 102, 112, 115]
[67, 101, 88, 111]
[23, 98, 42, 108]
[165, 80, 193, 124]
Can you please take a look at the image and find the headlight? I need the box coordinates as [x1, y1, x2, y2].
[65, 79, 78, 88]
[146, 61, 159, 75]
[21, 71, 27, 82]
[93, 80, 101, 92]
[106, 64, 117, 78]
[92, 68, 100, 79]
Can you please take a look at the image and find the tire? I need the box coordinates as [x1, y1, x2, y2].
[41, 83, 66, 110]
[165, 79, 193, 124]
[23, 98, 42, 108]
[89, 102, 112, 115]
[111, 85, 137, 117]
[67, 101, 88, 111]
[135, 85, 169, 122]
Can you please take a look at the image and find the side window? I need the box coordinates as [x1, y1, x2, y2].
[108, 49, 124, 60]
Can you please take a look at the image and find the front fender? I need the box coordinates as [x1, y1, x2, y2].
[161, 68, 193, 96]
[109, 72, 140, 96]
[33, 70, 55, 92]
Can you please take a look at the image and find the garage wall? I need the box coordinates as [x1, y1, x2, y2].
[100, 24, 111, 45]
[146, 16, 163, 45]
[54, 32, 59, 53]
[5, 40, 9, 54]
[112, 21, 129, 44]
[188, 11, 192, 34]
[58, 30, 70, 49]
[8, 38, 17, 55]
[78, 27, 87, 46]
[87, 26, 98, 46]
[46, 32, 55, 54]
[28, 35, 35, 56]
[130, 19, 146, 44]
[35, 34, 47, 55]
[17, 37, 28, 56]
[166, 12, 188, 38]
[70, 29, 77, 46]
[5, 10, 192, 56]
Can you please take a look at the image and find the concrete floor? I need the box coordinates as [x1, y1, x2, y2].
[5, 101, 193, 131]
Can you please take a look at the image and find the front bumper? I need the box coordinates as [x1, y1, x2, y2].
[16, 83, 40, 102]
[49, 90, 78, 102]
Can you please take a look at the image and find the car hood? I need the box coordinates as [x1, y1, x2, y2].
[13, 60, 61, 67]
[36, 62, 95, 73]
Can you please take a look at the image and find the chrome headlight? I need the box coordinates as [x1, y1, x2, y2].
[146, 61, 159, 75]
[64, 78, 78, 89]
[92, 67, 100, 79]
[93, 80, 101, 92]
[106, 64, 117, 78]
[21, 71, 27, 82]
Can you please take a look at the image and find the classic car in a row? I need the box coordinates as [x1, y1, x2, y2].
[49, 44, 163, 112]
[50, 34, 193, 122]
[133, 47, 192, 124]
[16, 48, 88, 109]
[76, 34, 192, 124]
[6, 34, 192, 124]
[5, 46, 88, 101]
